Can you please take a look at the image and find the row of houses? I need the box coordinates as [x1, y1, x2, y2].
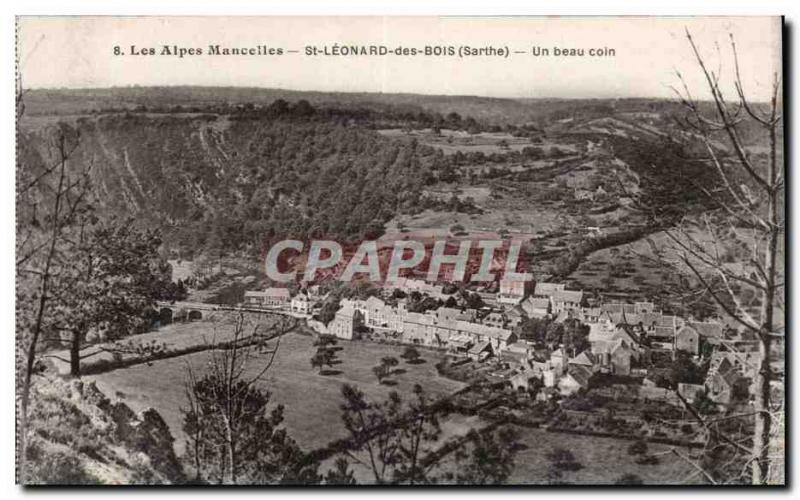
[505, 284, 763, 404]
[387, 277, 447, 299]
[513, 282, 737, 357]
[244, 280, 740, 363]
[243, 286, 325, 315]
[244, 278, 762, 408]
[509, 331, 762, 406]
[327, 296, 518, 355]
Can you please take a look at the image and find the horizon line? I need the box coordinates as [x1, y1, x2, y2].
[22, 84, 693, 102]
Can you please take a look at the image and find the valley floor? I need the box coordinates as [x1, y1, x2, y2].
[86, 320, 698, 484]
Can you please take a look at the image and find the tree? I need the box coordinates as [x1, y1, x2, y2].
[182, 314, 315, 484]
[406, 291, 441, 314]
[692, 388, 718, 416]
[372, 364, 389, 384]
[447, 427, 520, 485]
[545, 322, 565, 347]
[382, 356, 399, 380]
[667, 351, 707, 388]
[401, 346, 422, 364]
[562, 318, 590, 356]
[316, 298, 340, 325]
[324, 457, 356, 485]
[312, 349, 337, 374]
[462, 291, 484, 310]
[373, 356, 398, 384]
[49, 219, 174, 377]
[310, 335, 339, 374]
[519, 317, 550, 343]
[441, 282, 459, 295]
[335, 383, 522, 485]
[16, 122, 91, 481]
[663, 31, 784, 484]
[338, 384, 444, 484]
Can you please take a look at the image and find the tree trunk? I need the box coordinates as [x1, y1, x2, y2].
[752, 335, 772, 484]
[221, 412, 235, 484]
[226, 426, 236, 483]
[70, 331, 82, 377]
[753, 194, 778, 484]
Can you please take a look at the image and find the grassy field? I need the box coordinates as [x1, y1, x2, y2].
[386, 204, 574, 240]
[378, 128, 582, 157]
[565, 229, 728, 294]
[89, 329, 466, 453]
[566, 235, 669, 294]
[46, 312, 282, 375]
[508, 428, 700, 485]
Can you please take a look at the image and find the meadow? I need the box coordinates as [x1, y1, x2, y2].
[507, 428, 700, 485]
[89, 327, 466, 453]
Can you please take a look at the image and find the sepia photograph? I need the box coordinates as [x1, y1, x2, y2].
[14, 15, 785, 486]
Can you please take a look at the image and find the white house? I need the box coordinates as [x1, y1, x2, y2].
[291, 293, 312, 315]
[520, 296, 551, 319]
[498, 279, 528, 305]
[244, 287, 291, 308]
[328, 305, 363, 340]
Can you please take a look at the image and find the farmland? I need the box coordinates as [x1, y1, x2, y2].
[566, 233, 671, 295]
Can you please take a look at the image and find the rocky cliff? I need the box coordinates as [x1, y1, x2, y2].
[21, 376, 185, 485]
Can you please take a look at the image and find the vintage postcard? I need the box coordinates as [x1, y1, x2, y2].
[15, 16, 784, 486]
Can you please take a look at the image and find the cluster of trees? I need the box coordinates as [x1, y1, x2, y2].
[545, 224, 656, 278]
[648, 350, 709, 389]
[444, 144, 565, 171]
[23, 99, 607, 262]
[517, 317, 590, 355]
[34, 113, 504, 256]
[641, 31, 784, 484]
[183, 315, 318, 484]
[16, 105, 184, 481]
[335, 384, 520, 484]
[313, 281, 383, 325]
[93, 98, 506, 136]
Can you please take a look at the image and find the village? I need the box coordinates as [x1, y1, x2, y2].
[241, 275, 763, 418]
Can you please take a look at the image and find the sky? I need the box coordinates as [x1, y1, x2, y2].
[17, 16, 783, 100]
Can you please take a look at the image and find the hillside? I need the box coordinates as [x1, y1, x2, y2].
[21, 375, 183, 485]
[18, 90, 727, 273]
[19, 110, 447, 256]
